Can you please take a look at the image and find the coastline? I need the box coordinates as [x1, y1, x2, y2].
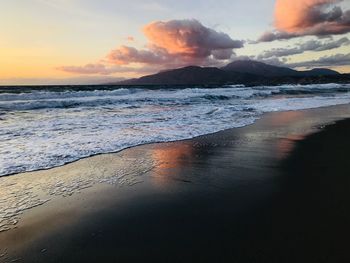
[2, 83, 350, 178]
[1, 101, 349, 179]
[1, 104, 350, 262]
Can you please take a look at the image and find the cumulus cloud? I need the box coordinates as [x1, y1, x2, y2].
[230, 51, 350, 71]
[259, 0, 350, 41]
[259, 57, 289, 67]
[211, 49, 235, 60]
[287, 53, 350, 68]
[229, 55, 288, 67]
[58, 19, 243, 76]
[143, 19, 243, 58]
[258, 37, 350, 59]
[106, 19, 243, 67]
[106, 46, 170, 65]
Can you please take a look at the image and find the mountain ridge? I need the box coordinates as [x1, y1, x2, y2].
[117, 60, 349, 86]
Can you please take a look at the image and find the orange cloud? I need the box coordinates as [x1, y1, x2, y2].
[143, 19, 242, 58]
[106, 46, 170, 65]
[107, 19, 243, 67]
[259, 0, 350, 41]
[126, 36, 135, 42]
[275, 0, 338, 32]
[58, 19, 243, 75]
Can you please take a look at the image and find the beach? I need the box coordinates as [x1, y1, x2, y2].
[0, 104, 349, 262]
[2, 0, 350, 261]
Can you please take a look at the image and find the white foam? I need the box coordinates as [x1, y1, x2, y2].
[0, 84, 350, 176]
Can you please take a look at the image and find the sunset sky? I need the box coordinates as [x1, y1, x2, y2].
[1, 0, 350, 85]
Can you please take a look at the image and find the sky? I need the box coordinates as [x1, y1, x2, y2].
[1, 0, 350, 85]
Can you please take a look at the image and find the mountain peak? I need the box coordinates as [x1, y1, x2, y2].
[221, 60, 298, 77]
[304, 68, 340, 76]
[117, 60, 345, 86]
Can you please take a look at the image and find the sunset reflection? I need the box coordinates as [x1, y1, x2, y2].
[269, 111, 306, 159]
[150, 143, 194, 186]
[276, 134, 305, 159]
[269, 111, 305, 126]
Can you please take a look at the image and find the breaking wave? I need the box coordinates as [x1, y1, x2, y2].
[1, 83, 350, 176]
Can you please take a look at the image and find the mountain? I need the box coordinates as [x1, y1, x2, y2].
[117, 60, 347, 86]
[300, 68, 340, 76]
[221, 60, 299, 77]
[221, 60, 341, 77]
[118, 65, 263, 85]
[119, 66, 228, 85]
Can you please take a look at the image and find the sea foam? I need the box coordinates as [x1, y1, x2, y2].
[1, 84, 350, 176]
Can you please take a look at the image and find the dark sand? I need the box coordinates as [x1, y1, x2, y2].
[1, 104, 350, 263]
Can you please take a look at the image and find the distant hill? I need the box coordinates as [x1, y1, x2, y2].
[120, 66, 228, 85]
[300, 68, 340, 76]
[118, 66, 262, 85]
[117, 60, 349, 86]
[222, 60, 341, 77]
[221, 60, 299, 77]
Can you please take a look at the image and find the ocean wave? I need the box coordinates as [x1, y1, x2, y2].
[1, 83, 348, 111]
[1, 83, 350, 176]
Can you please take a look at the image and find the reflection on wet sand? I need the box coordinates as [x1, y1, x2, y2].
[268, 111, 307, 159]
[275, 134, 305, 159]
[1, 106, 350, 263]
[150, 143, 194, 186]
[269, 111, 305, 126]
[148, 111, 316, 188]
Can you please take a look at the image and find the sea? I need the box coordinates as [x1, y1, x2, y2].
[1, 83, 350, 177]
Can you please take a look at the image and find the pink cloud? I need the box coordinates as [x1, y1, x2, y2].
[126, 36, 135, 42]
[259, 0, 350, 41]
[143, 19, 242, 58]
[106, 45, 173, 65]
[106, 19, 243, 67]
[58, 19, 243, 75]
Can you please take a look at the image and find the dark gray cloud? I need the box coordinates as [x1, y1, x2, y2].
[258, 31, 297, 42]
[287, 53, 350, 68]
[229, 55, 288, 67]
[211, 49, 235, 60]
[258, 37, 350, 59]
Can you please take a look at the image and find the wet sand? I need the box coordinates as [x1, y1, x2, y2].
[1, 104, 350, 262]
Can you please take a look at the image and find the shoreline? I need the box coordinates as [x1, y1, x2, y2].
[1, 104, 350, 262]
[2, 103, 350, 179]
